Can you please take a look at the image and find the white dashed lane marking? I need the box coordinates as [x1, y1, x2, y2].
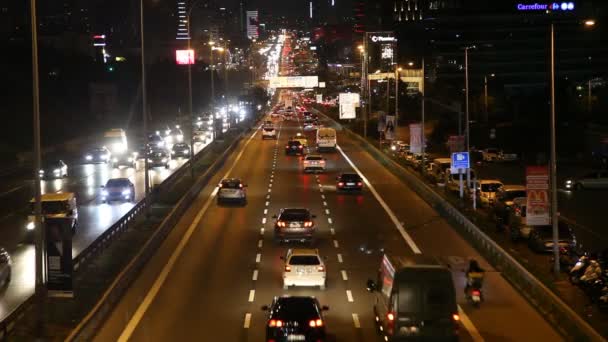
[256, 253, 261, 263]
[258, 240, 263, 248]
[323, 201, 328, 206]
[262, 218, 267, 224]
[341, 270, 348, 281]
[328, 218, 333, 224]
[337, 254, 343, 263]
[264, 209, 268, 215]
[325, 209, 330, 215]
[260, 228, 265, 235]
[243, 313, 252, 328]
[252, 270, 258, 281]
[333, 240, 339, 248]
[248, 290, 255, 302]
[352, 314, 361, 328]
[321, 194, 325, 199]
[346, 290, 354, 302]
[330, 228, 335, 235]
[265, 201, 269, 207]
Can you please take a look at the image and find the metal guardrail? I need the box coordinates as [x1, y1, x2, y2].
[66, 127, 248, 341]
[315, 109, 605, 342]
[0, 132, 224, 340]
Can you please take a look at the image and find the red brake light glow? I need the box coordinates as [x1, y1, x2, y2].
[304, 221, 313, 227]
[472, 290, 481, 296]
[277, 221, 286, 227]
[239, 183, 243, 188]
[338, 182, 344, 187]
[453, 314, 460, 321]
[298, 145, 303, 149]
[387, 312, 395, 321]
[269, 319, 283, 327]
[309, 319, 323, 327]
[357, 182, 363, 186]
[284, 265, 291, 272]
[317, 265, 325, 272]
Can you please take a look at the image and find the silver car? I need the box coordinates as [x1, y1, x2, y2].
[217, 178, 247, 204]
[0, 249, 11, 286]
[565, 171, 608, 190]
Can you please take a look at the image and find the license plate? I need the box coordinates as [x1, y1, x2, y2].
[472, 295, 480, 302]
[290, 222, 300, 228]
[346, 182, 355, 186]
[292, 146, 297, 150]
[287, 335, 306, 341]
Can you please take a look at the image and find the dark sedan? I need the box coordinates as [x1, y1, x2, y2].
[263, 296, 328, 342]
[336, 173, 363, 191]
[528, 222, 577, 253]
[171, 142, 191, 159]
[285, 140, 305, 156]
[101, 178, 135, 203]
[273, 208, 316, 244]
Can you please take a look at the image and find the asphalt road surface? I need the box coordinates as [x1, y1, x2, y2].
[93, 115, 561, 342]
[0, 140, 209, 320]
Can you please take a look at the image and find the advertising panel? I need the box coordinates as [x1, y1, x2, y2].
[269, 76, 319, 88]
[46, 218, 73, 297]
[246, 11, 259, 40]
[339, 93, 359, 119]
[385, 116, 395, 140]
[409, 123, 422, 153]
[526, 166, 550, 226]
[447, 135, 465, 153]
[316, 94, 323, 103]
[175, 49, 195, 65]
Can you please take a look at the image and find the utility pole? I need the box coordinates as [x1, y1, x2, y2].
[421, 58, 426, 175]
[140, 0, 150, 202]
[186, 9, 194, 180]
[588, 78, 592, 114]
[465, 47, 471, 189]
[30, 0, 46, 335]
[395, 67, 400, 123]
[550, 22, 559, 274]
[484, 75, 488, 122]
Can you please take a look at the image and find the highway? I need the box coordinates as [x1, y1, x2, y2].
[0, 136, 209, 320]
[93, 114, 562, 341]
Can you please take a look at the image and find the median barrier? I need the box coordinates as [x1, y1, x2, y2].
[314, 108, 605, 342]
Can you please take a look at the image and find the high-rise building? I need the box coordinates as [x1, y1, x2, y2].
[176, 0, 190, 40]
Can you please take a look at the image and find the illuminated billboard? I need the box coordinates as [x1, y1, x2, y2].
[246, 11, 259, 40]
[269, 76, 319, 88]
[175, 49, 195, 65]
[516, 2, 575, 11]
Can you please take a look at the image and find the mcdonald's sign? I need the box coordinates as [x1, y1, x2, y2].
[526, 166, 550, 225]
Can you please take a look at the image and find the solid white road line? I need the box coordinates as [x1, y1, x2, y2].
[341, 270, 348, 281]
[333, 240, 339, 248]
[336, 145, 422, 255]
[117, 126, 260, 341]
[352, 313, 361, 328]
[458, 306, 484, 341]
[258, 240, 263, 248]
[243, 313, 252, 328]
[256, 253, 261, 263]
[337, 254, 343, 263]
[248, 290, 255, 302]
[252, 270, 258, 281]
[346, 290, 354, 302]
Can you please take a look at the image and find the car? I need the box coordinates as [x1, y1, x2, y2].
[273, 208, 316, 243]
[505, 203, 534, 241]
[270, 112, 282, 120]
[283, 112, 293, 121]
[164, 126, 184, 145]
[148, 133, 166, 150]
[0, 249, 11, 286]
[336, 173, 363, 191]
[303, 154, 326, 173]
[112, 151, 138, 169]
[285, 140, 305, 155]
[290, 133, 308, 147]
[427, 158, 451, 185]
[565, 171, 608, 190]
[477, 179, 504, 206]
[303, 120, 317, 131]
[493, 185, 527, 225]
[262, 296, 328, 342]
[263, 120, 274, 127]
[101, 178, 135, 203]
[262, 126, 278, 140]
[528, 222, 577, 253]
[389, 140, 409, 153]
[83, 147, 111, 164]
[26, 192, 78, 241]
[171, 142, 191, 159]
[193, 129, 209, 144]
[303, 111, 312, 120]
[217, 178, 247, 204]
[482, 148, 503, 162]
[39, 159, 68, 179]
[148, 150, 170, 169]
[282, 249, 326, 290]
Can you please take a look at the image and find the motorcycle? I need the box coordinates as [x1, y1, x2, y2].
[466, 287, 483, 307]
[569, 254, 590, 285]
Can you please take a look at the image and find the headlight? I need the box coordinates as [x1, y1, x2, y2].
[113, 158, 118, 163]
[171, 151, 176, 154]
[566, 180, 572, 184]
[101, 190, 109, 196]
[391, 146, 397, 151]
[161, 158, 167, 163]
[156, 142, 164, 147]
[177, 134, 184, 140]
[39, 170, 44, 174]
[122, 189, 131, 195]
[128, 157, 133, 162]
[101, 154, 108, 160]
[183, 149, 189, 154]
[26, 221, 35, 230]
[85, 155, 92, 160]
[53, 168, 61, 174]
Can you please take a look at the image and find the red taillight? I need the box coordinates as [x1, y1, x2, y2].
[298, 145, 303, 149]
[387, 312, 395, 321]
[284, 265, 291, 272]
[338, 182, 344, 187]
[387, 312, 395, 335]
[304, 221, 313, 227]
[472, 290, 481, 296]
[452, 313, 460, 322]
[285, 145, 289, 148]
[309, 319, 323, 327]
[317, 265, 325, 272]
[218, 183, 223, 188]
[277, 221, 286, 227]
[357, 182, 362, 186]
[239, 183, 243, 188]
[269, 319, 283, 327]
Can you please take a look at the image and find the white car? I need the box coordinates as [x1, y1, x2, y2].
[217, 178, 247, 204]
[303, 154, 326, 173]
[262, 126, 277, 140]
[303, 121, 317, 131]
[282, 248, 326, 290]
[477, 179, 504, 206]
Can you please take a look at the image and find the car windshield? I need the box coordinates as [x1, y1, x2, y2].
[481, 183, 501, 192]
[173, 144, 188, 149]
[30, 201, 69, 215]
[91, 148, 106, 153]
[280, 209, 310, 221]
[222, 180, 242, 189]
[43, 161, 62, 169]
[106, 179, 130, 187]
[288, 255, 320, 265]
[505, 190, 526, 201]
[272, 297, 319, 321]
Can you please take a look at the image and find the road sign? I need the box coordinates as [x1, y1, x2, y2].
[451, 152, 469, 174]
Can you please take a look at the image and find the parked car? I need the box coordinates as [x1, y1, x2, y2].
[282, 249, 326, 290]
[477, 180, 504, 206]
[262, 296, 328, 342]
[528, 222, 577, 253]
[445, 169, 476, 194]
[565, 171, 608, 190]
[482, 148, 502, 162]
[493, 185, 527, 224]
[505, 203, 534, 241]
[427, 158, 451, 185]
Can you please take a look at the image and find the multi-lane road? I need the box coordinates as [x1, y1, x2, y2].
[0, 138, 209, 320]
[93, 114, 561, 341]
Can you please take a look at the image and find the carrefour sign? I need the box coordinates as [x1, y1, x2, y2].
[516, 2, 575, 11]
[370, 36, 397, 43]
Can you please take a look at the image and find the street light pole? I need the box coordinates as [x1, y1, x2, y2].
[30, 0, 46, 333]
[395, 67, 401, 124]
[550, 22, 559, 274]
[421, 58, 426, 175]
[465, 47, 471, 188]
[186, 12, 194, 180]
[140, 0, 149, 201]
[484, 75, 488, 121]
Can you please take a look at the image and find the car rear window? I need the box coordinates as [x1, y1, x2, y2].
[341, 174, 361, 181]
[273, 297, 319, 321]
[306, 156, 323, 161]
[481, 183, 501, 192]
[222, 180, 241, 189]
[288, 255, 320, 265]
[264, 127, 275, 131]
[505, 190, 526, 200]
[281, 209, 310, 221]
[288, 141, 301, 146]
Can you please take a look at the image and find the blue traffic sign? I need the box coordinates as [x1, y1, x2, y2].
[451, 152, 470, 170]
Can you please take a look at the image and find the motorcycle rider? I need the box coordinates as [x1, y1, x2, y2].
[580, 260, 602, 283]
[465, 259, 485, 295]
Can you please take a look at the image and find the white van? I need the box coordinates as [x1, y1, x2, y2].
[316, 127, 336, 151]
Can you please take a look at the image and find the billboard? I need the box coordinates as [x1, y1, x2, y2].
[46, 218, 74, 297]
[339, 93, 359, 119]
[316, 94, 323, 103]
[246, 11, 259, 40]
[526, 166, 550, 226]
[269, 76, 319, 88]
[409, 123, 422, 153]
[175, 49, 195, 65]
